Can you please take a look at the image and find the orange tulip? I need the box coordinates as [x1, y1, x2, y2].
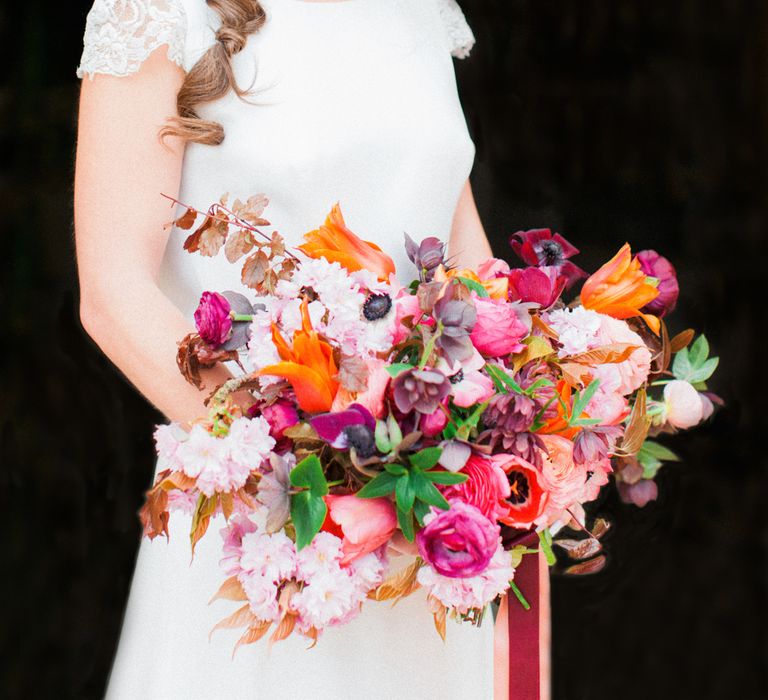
[258, 301, 339, 413]
[580, 243, 660, 334]
[433, 266, 509, 300]
[299, 203, 396, 280]
[535, 380, 581, 439]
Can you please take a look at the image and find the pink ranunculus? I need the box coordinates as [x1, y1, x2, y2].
[450, 365, 495, 408]
[260, 400, 300, 440]
[194, 291, 232, 346]
[440, 454, 511, 521]
[585, 385, 630, 425]
[470, 295, 529, 357]
[420, 401, 449, 437]
[322, 495, 397, 566]
[663, 380, 705, 429]
[392, 290, 424, 345]
[637, 249, 679, 317]
[416, 500, 500, 578]
[507, 266, 566, 308]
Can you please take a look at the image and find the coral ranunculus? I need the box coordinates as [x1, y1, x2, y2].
[299, 203, 396, 280]
[322, 495, 397, 566]
[439, 454, 511, 521]
[580, 243, 661, 334]
[416, 500, 500, 578]
[492, 454, 548, 530]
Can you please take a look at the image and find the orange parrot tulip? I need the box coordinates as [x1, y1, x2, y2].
[299, 203, 396, 280]
[258, 301, 339, 413]
[433, 266, 509, 300]
[580, 243, 661, 334]
[535, 380, 581, 439]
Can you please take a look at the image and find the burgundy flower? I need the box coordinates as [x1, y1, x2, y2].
[392, 367, 451, 415]
[507, 266, 565, 308]
[404, 233, 447, 282]
[510, 229, 587, 288]
[636, 249, 679, 317]
[311, 403, 377, 456]
[260, 400, 300, 441]
[416, 500, 500, 578]
[194, 291, 232, 346]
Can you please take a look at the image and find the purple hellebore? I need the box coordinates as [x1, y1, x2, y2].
[392, 367, 451, 415]
[404, 233, 447, 282]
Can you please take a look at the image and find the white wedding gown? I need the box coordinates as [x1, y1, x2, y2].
[77, 1, 494, 698]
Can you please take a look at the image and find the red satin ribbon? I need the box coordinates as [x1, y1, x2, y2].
[507, 547, 540, 699]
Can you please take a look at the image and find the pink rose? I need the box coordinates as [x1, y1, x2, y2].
[637, 249, 679, 317]
[322, 495, 397, 566]
[470, 295, 529, 357]
[663, 380, 705, 429]
[440, 455, 511, 521]
[194, 291, 232, 346]
[416, 500, 499, 578]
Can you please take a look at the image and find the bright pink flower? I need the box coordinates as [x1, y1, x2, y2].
[322, 495, 397, 566]
[194, 291, 232, 346]
[260, 400, 299, 440]
[637, 249, 679, 317]
[440, 454, 511, 521]
[416, 500, 500, 578]
[507, 266, 565, 308]
[450, 368, 495, 408]
[420, 402, 449, 437]
[392, 291, 424, 344]
[470, 295, 529, 357]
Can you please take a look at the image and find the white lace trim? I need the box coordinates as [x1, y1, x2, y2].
[76, 0, 187, 80]
[436, 0, 476, 59]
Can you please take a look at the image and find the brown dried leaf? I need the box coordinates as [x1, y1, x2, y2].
[417, 282, 442, 313]
[283, 423, 320, 441]
[269, 613, 297, 644]
[276, 258, 296, 281]
[670, 328, 695, 354]
[619, 388, 651, 455]
[234, 193, 270, 226]
[368, 558, 423, 603]
[564, 343, 640, 366]
[564, 555, 607, 576]
[174, 207, 198, 230]
[139, 486, 169, 540]
[208, 575, 248, 604]
[590, 518, 612, 540]
[220, 492, 235, 521]
[190, 494, 219, 555]
[658, 319, 672, 374]
[198, 219, 228, 257]
[532, 315, 560, 340]
[241, 250, 270, 289]
[209, 604, 256, 642]
[269, 231, 285, 257]
[559, 362, 592, 388]
[337, 355, 370, 393]
[233, 621, 272, 657]
[553, 537, 603, 560]
[183, 216, 212, 253]
[224, 228, 254, 263]
[432, 604, 447, 641]
[159, 471, 198, 492]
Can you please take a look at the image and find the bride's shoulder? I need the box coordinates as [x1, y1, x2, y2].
[430, 0, 476, 59]
[75, 0, 211, 80]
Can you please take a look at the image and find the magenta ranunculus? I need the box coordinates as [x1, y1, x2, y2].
[470, 295, 529, 357]
[194, 291, 232, 346]
[416, 500, 500, 578]
[636, 249, 679, 317]
[260, 400, 300, 440]
[507, 266, 566, 308]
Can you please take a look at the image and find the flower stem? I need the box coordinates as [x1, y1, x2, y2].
[231, 313, 253, 322]
[508, 580, 531, 610]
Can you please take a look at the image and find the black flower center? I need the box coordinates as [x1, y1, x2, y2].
[342, 424, 376, 458]
[363, 293, 392, 321]
[539, 240, 563, 266]
[507, 470, 531, 506]
[449, 369, 464, 384]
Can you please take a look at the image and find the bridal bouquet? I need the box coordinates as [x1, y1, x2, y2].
[141, 192, 720, 650]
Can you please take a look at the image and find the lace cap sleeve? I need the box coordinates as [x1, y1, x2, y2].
[76, 0, 187, 80]
[435, 0, 476, 59]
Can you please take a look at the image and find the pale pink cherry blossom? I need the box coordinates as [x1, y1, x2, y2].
[239, 530, 297, 582]
[226, 416, 275, 470]
[153, 423, 186, 471]
[175, 424, 229, 480]
[240, 573, 280, 622]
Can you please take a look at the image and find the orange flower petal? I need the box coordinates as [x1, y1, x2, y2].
[257, 363, 335, 413]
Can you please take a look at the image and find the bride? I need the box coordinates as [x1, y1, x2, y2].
[73, 1, 550, 698]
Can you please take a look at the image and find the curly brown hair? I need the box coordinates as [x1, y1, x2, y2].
[160, 0, 267, 146]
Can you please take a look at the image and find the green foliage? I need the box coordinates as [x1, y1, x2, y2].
[289, 455, 329, 550]
[385, 362, 414, 378]
[637, 439, 681, 479]
[672, 334, 719, 385]
[456, 276, 490, 297]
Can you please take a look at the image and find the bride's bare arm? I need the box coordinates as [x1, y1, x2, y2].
[447, 178, 494, 268]
[75, 47, 234, 426]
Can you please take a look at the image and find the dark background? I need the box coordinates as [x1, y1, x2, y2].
[1, 1, 766, 698]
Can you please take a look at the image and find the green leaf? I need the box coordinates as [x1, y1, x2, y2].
[486, 364, 524, 395]
[290, 491, 327, 550]
[569, 379, 601, 425]
[357, 471, 399, 499]
[409, 447, 442, 471]
[397, 506, 416, 542]
[671, 347, 692, 380]
[688, 335, 710, 367]
[637, 452, 663, 479]
[688, 356, 719, 383]
[424, 470, 469, 485]
[386, 413, 403, 447]
[442, 420, 458, 441]
[413, 499, 431, 526]
[456, 401, 489, 441]
[375, 420, 392, 454]
[639, 440, 681, 462]
[395, 472, 416, 512]
[384, 462, 407, 476]
[412, 473, 450, 510]
[289, 455, 328, 497]
[385, 362, 414, 378]
[456, 276, 489, 297]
